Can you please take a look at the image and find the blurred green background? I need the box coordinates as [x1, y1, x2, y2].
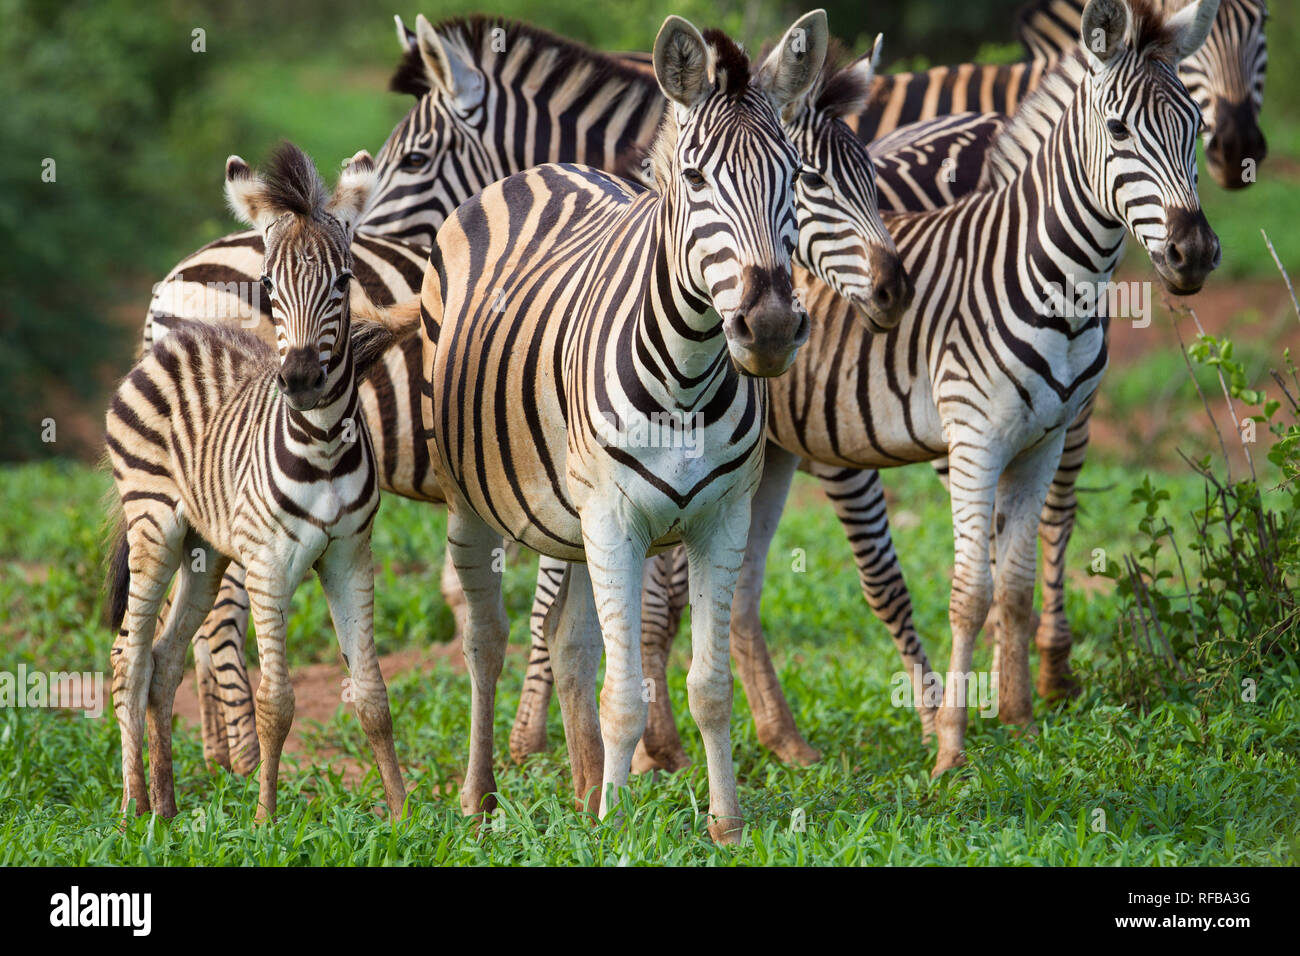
[2, 0, 1297, 461]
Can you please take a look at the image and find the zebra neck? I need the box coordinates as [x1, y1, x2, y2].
[633, 214, 731, 410]
[1046, 100, 1125, 274]
[1001, 98, 1127, 329]
[281, 356, 363, 466]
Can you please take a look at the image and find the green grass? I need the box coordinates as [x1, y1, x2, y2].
[1, 458, 1296, 865]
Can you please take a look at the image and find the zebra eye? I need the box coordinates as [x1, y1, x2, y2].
[400, 151, 430, 172]
[682, 168, 707, 190]
[1106, 118, 1131, 140]
[333, 272, 352, 295]
[260, 275, 274, 296]
[800, 169, 826, 189]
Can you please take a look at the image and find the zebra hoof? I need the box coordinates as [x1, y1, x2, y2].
[930, 750, 966, 778]
[631, 739, 690, 775]
[1036, 644, 1081, 702]
[766, 732, 821, 767]
[707, 816, 744, 845]
[508, 722, 550, 766]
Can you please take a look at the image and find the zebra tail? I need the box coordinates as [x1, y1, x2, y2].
[106, 514, 130, 633]
[350, 295, 421, 379]
[100, 453, 130, 632]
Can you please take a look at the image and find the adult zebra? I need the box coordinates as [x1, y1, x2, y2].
[424, 14, 833, 841]
[152, 13, 912, 781]
[515, 0, 1223, 779]
[1016, 0, 1268, 188]
[106, 145, 407, 820]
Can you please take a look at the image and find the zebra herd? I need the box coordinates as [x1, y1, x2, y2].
[105, 0, 1268, 842]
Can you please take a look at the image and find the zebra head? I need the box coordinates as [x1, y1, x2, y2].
[1181, 0, 1268, 189]
[1079, 0, 1221, 294]
[364, 15, 496, 246]
[225, 144, 375, 410]
[651, 12, 827, 378]
[778, 35, 912, 333]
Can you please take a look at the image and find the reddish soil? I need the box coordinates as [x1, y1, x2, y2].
[169, 638, 537, 787]
[170, 640, 467, 786]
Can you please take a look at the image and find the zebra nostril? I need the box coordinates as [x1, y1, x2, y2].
[874, 281, 896, 311]
[1165, 239, 1186, 270]
[733, 312, 754, 344]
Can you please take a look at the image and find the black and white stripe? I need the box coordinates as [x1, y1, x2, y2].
[425, 16, 830, 841]
[1017, 0, 1268, 188]
[106, 145, 407, 820]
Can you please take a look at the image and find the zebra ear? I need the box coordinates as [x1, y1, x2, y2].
[414, 14, 484, 109]
[224, 155, 275, 231]
[828, 35, 883, 118]
[653, 15, 713, 110]
[329, 150, 376, 236]
[394, 14, 417, 55]
[1079, 0, 1131, 70]
[756, 9, 829, 114]
[1166, 0, 1220, 62]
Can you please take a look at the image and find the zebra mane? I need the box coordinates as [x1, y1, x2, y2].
[977, 51, 1084, 189]
[389, 15, 655, 99]
[978, 0, 1190, 189]
[814, 39, 875, 119]
[262, 142, 328, 220]
[699, 29, 752, 94]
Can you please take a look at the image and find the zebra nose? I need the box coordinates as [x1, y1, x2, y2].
[728, 266, 807, 377]
[867, 251, 913, 330]
[1160, 208, 1220, 295]
[277, 348, 326, 406]
[1206, 98, 1267, 190]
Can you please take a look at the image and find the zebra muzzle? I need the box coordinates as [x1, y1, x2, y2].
[724, 266, 808, 378]
[1205, 97, 1267, 191]
[856, 250, 913, 333]
[1153, 207, 1221, 296]
[276, 348, 328, 410]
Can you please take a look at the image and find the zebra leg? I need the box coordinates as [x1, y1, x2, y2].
[540, 562, 605, 814]
[242, 562, 297, 821]
[113, 511, 185, 816]
[810, 463, 942, 742]
[445, 505, 509, 819]
[318, 536, 407, 819]
[933, 451, 998, 777]
[989, 440, 1062, 732]
[1035, 403, 1092, 700]
[631, 547, 691, 774]
[579, 518, 650, 824]
[190, 622, 230, 772]
[192, 566, 260, 775]
[147, 542, 229, 818]
[729, 444, 819, 765]
[508, 555, 566, 764]
[682, 495, 750, 844]
[934, 458, 1002, 652]
[441, 540, 469, 640]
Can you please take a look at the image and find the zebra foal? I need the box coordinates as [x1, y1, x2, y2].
[425, 13, 829, 842]
[106, 145, 406, 820]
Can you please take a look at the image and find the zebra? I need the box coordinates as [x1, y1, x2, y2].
[1016, 0, 1268, 188]
[105, 144, 407, 820]
[143, 15, 672, 774]
[505, 0, 1268, 768]
[423, 13, 834, 842]
[154, 15, 915, 782]
[513, 0, 1224, 778]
